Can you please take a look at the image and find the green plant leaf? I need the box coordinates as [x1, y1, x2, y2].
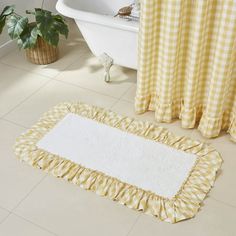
[17, 25, 39, 49]
[7, 15, 28, 39]
[1, 5, 14, 17]
[0, 16, 6, 34]
[35, 8, 68, 46]
[42, 30, 59, 46]
[26, 10, 35, 15]
[0, 5, 15, 34]
[35, 8, 52, 34]
[53, 15, 69, 38]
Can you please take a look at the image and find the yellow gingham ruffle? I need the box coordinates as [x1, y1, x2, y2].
[136, 0, 236, 142]
[15, 102, 222, 223]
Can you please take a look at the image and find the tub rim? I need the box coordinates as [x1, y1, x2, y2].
[56, 0, 139, 33]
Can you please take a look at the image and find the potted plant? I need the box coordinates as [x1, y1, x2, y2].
[0, 5, 69, 64]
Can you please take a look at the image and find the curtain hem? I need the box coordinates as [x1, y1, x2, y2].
[135, 95, 235, 142]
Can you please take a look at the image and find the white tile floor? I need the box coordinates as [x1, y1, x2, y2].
[0, 20, 235, 236]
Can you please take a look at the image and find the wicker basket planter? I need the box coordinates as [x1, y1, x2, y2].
[25, 37, 59, 65]
[1, 7, 68, 65]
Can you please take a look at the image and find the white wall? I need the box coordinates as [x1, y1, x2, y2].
[0, 0, 58, 56]
[42, 0, 57, 13]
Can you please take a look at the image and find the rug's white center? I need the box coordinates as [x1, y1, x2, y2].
[37, 113, 197, 198]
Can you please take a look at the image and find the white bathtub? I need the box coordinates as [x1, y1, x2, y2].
[56, 0, 138, 71]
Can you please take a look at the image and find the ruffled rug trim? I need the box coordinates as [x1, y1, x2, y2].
[15, 102, 222, 223]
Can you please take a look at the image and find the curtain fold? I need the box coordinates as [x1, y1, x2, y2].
[135, 0, 236, 142]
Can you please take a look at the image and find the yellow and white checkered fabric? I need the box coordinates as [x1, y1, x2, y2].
[15, 102, 222, 223]
[135, 0, 236, 142]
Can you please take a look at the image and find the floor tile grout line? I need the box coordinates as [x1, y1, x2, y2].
[125, 215, 141, 236]
[49, 47, 137, 101]
[1, 46, 137, 105]
[54, 37, 101, 73]
[0, 47, 17, 61]
[12, 212, 58, 236]
[109, 92, 202, 139]
[0, 38, 87, 80]
[1, 77, 133, 129]
[109, 98, 121, 109]
[211, 197, 236, 209]
[46, 43, 90, 79]
[11, 175, 48, 212]
[0, 175, 48, 231]
[120, 98, 134, 104]
[51, 77, 131, 101]
[117, 83, 136, 101]
[109, 98, 197, 139]
[0, 118, 30, 129]
[1, 45, 90, 82]
[0, 211, 12, 225]
[0, 210, 58, 236]
[0, 61, 53, 79]
[0, 205, 11, 225]
[109, 84, 136, 110]
[1, 79, 52, 119]
[1, 59, 78, 81]
[0, 51, 75, 80]
[0, 205, 10, 213]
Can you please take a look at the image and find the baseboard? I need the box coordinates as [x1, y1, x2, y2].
[0, 40, 17, 58]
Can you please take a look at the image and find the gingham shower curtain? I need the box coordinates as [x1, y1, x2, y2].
[135, 0, 236, 142]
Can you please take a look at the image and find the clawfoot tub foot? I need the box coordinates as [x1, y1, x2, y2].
[99, 53, 114, 83]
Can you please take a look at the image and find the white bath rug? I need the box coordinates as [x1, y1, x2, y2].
[15, 102, 222, 223]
